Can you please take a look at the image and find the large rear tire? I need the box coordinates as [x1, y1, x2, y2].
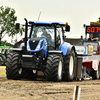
[45, 54, 63, 82]
[63, 50, 75, 81]
[6, 52, 22, 80]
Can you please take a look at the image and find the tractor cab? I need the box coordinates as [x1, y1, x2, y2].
[30, 25, 56, 50]
[7, 18, 74, 82]
[28, 21, 70, 51]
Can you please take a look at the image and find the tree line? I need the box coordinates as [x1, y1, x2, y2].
[0, 6, 24, 46]
[0, 6, 100, 46]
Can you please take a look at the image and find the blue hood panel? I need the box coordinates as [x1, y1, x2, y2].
[60, 42, 70, 55]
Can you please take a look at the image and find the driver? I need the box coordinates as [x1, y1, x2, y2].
[41, 27, 51, 42]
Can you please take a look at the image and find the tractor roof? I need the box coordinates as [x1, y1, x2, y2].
[29, 21, 67, 26]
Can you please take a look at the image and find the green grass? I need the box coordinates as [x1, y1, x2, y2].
[0, 72, 6, 75]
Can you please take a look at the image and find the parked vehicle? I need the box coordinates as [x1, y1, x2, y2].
[0, 46, 10, 65]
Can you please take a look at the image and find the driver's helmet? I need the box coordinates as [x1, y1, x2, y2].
[42, 27, 47, 33]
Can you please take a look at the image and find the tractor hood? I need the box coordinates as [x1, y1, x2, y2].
[27, 38, 47, 52]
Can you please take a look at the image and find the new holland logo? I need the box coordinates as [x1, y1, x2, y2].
[33, 40, 35, 43]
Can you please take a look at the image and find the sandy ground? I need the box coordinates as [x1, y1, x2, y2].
[0, 68, 100, 100]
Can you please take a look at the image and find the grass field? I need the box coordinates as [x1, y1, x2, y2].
[0, 72, 6, 75]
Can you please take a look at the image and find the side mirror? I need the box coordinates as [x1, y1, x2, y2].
[65, 25, 70, 32]
[15, 23, 20, 29]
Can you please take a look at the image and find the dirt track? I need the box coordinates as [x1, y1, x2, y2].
[0, 74, 100, 100]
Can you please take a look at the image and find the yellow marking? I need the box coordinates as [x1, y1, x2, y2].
[44, 45, 47, 50]
[90, 22, 100, 25]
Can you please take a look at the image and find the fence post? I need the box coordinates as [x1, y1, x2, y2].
[73, 85, 81, 100]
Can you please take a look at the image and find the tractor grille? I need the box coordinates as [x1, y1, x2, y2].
[29, 38, 40, 50]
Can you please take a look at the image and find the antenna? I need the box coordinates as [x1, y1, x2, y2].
[37, 11, 41, 22]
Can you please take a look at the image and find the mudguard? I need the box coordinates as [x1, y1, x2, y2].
[60, 42, 75, 55]
[10, 48, 23, 52]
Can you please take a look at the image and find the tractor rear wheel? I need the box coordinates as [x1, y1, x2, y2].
[45, 54, 63, 82]
[63, 49, 75, 81]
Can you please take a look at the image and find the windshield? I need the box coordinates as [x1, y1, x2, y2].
[31, 26, 55, 49]
[30, 26, 63, 50]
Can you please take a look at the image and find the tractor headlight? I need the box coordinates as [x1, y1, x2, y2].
[35, 43, 41, 51]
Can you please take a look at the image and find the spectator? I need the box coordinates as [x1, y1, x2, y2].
[88, 33, 99, 41]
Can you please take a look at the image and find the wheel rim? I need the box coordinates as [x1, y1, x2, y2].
[18, 68, 22, 75]
[18, 58, 22, 75]
[33, 70, 36, 74]
[69, 56, 74, 75]
[58, 61, 62, 80]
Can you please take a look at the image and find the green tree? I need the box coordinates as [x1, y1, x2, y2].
[0, 6, 24, 45]
[1, 40, 13, 47]
[97, 17, 100, 22]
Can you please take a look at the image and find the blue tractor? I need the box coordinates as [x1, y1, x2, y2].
[6, 18, 77, 81]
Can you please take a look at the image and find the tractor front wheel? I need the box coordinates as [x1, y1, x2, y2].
[6, 52, 22, 80]
[11, 53, 22, 80]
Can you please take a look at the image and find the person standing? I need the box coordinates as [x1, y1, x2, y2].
[88, 33, 99, 41]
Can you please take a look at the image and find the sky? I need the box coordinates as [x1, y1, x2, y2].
[1, 0, 100, 43]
